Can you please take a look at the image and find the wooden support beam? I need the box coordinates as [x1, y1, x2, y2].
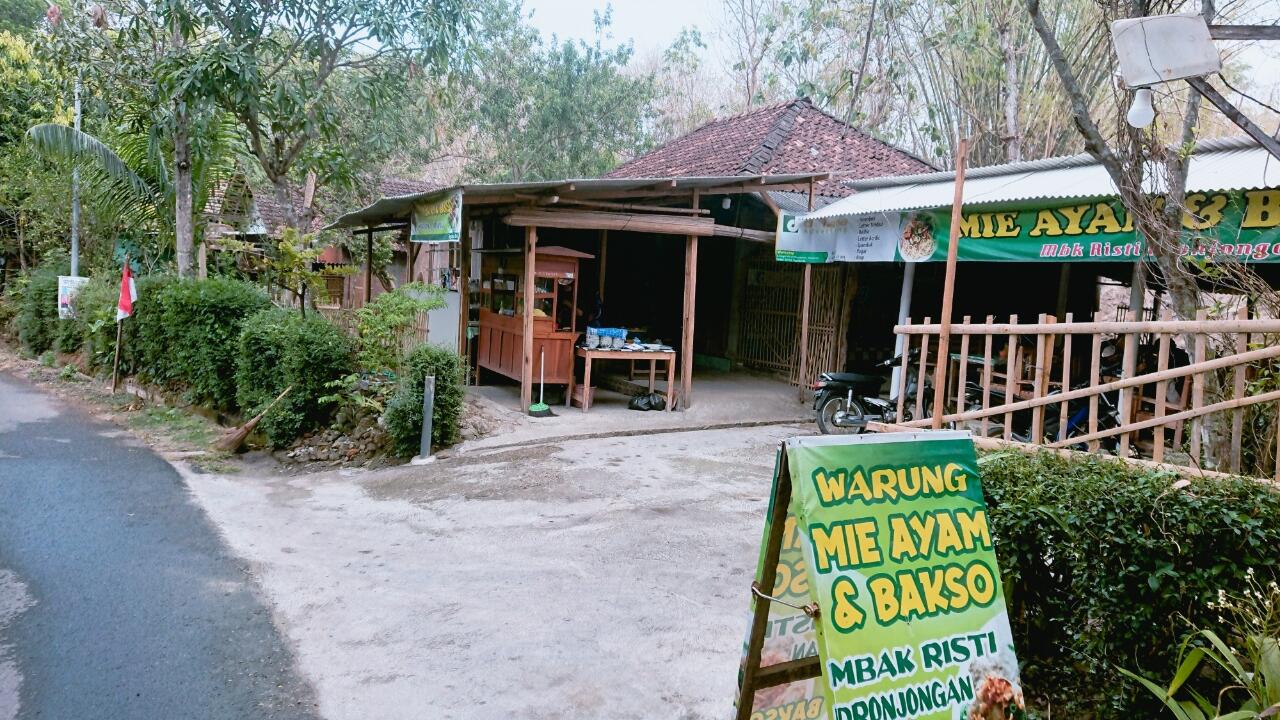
[711, 225, 777, 243]
[598, 230, 608, 301]
[1210, 24, 1280, 40]
[931, 137, 969, 430]
[504, 208, 715, 236]
[756, 191, 780, 217]
[457, 212, 472, 376]
[521, 226, 537, 413]
[364, 229, 373, 304]
[681, 192, 700, 409]
[1232, 304, 1248, 473]
[558, 198, 709, 215]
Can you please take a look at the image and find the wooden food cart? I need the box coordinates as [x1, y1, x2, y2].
[476, 246, 593, 392]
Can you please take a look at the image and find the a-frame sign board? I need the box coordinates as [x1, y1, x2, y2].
[735, 446, 820, 720]
[735, 432, 1025, 720]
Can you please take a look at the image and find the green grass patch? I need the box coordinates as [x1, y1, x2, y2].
[127, 406, 219, 447]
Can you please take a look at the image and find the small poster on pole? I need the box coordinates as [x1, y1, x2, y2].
[57, 275, 90, 319]
[737, 431, 1024, 720]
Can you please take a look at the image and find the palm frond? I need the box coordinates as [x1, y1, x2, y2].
[26, 123, 162, 212]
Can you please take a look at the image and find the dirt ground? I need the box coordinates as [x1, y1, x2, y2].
[178, 423, 808, 720]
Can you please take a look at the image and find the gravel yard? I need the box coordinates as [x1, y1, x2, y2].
[180, 422, 810, 719]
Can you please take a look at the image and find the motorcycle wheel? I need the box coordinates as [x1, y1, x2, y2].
[817, 396, 866, 435]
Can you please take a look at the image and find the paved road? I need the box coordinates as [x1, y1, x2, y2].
[0, 373, 319, 720]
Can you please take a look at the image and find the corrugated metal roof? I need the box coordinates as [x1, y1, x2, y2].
[807, 136, 1280, 220]
[326, 173, 829, 230]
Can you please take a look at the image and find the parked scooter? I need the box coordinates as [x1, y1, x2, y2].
[812, 350, 930, 434]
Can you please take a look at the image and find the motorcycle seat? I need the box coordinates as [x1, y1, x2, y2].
[825, 372, 882, 385]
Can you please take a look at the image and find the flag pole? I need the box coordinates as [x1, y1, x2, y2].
[111, 254, 128, 394]
[111, 319, 123, 393]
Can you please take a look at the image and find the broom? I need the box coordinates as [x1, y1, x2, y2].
[213, 385, 293, 453]
[528, 348, 555, 417]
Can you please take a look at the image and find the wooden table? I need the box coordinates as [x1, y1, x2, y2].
[570, 347, 677, 412]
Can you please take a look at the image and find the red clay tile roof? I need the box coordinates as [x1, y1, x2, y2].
[607, 97, 934, 196]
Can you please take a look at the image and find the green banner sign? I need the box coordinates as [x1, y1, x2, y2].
[779, 432, 1024, 720]
[777, 188, 1280, 263]
[410, 188, 463, 243]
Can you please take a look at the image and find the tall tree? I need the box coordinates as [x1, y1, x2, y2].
[458, 5, 657, 182]
[190, 0, 472, 230]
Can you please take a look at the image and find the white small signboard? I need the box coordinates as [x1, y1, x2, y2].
[57, 275, 90, 319]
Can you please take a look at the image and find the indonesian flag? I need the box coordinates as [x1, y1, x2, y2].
[116, 263, 137, 321]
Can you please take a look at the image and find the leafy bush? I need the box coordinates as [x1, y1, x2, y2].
[235, 307, 353, 447]
[354, 282, 445, 373]
[383, 344, 464, 457]
[14, 267, 60, 354]
[982, 452, 1280, 718]
[130, 276, 271, 410]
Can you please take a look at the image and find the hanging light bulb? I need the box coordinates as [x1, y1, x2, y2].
[1127, 88, 1156, 129]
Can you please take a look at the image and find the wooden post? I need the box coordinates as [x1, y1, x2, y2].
[954, 315, 972, 422]
[521, 226, 537, 412]
[1153, 308, 1171, 463]
[1030, 313, 1049, 443]
[1055, 263, 1071, 319]
[798, 264, 812, 399]
[797, 185, 816, 401]
[1191, 309, 1207, 463]
[598, 229, 608, 300]
[1088, 313, 1102, 450]
[915, 317, 932, 421]
[1231, 304, 1247, 473]
[1003, 314, 1020, 442]
[457, 212, 472, 381]
[111, 312, 124, 393]
[981, 315, 994, 437]
[197, 242, 207, 280]
[1057, 313, 1073, 442]
[931, 137, 969, 430]
[364, 229, 373, 305]
[681, 191, 700, 409]
[1118, 310, 1138, 457]
[896, 322, 911, 422]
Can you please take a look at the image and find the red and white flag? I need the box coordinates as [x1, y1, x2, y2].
[116, 263, 137, 321]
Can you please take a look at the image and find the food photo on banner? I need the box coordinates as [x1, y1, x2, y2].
[739, 431, 1024, 720]
[776, 188, 1280, 264]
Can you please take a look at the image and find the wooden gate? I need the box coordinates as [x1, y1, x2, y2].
[737, 257, 846, 385]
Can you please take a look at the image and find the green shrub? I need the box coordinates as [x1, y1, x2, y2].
[383, 344, 464, 457]
[354, 282, 445, 373]
[981, 452, 1280, 718]
[14, 267, 60, 354]
[235, 307, 353, 447]
[131, 276, 271, 410]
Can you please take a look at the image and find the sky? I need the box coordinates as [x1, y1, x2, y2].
[521, 0, 720, 55]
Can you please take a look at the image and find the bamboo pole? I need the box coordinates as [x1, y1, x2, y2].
[894, 343, 1280, 428]
[681, 190, 700, 409]
[981, 315, 994, 438]
[1191, 309, 1207, 464]
[931, 137, 969, 430]
[1154, 308, 1171, 463]
[1231, 304, 1248, 473]
[1088, 320, 1102, 451]
[955, 315, 972, 422]
[1058, 313, 1073, 442]
[1048, 388, 1280, 450]
[1003, 315, 1019, 442]
[915, 317, 931, 421]
[1118, 310, 1138, 457]
[797, 186, 815, 401]
[896, 322, 911, 422]
[897, 318, 1280, 335]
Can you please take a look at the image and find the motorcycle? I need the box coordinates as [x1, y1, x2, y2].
[812, 350, 931, 434]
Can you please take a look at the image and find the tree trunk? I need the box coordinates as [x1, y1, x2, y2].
[174, 115, 194, 278]
[172, 15, 194, 278]
[17, 210, 26, 271]
[999, 21, 1022, 163]
[273, 177, 300, 231]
